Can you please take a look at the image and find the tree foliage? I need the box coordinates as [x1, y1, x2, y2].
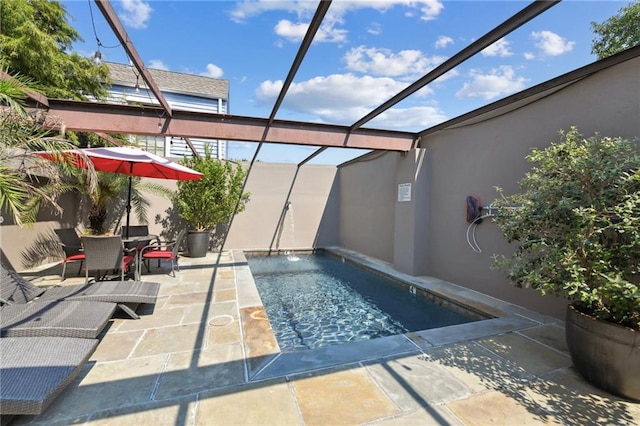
[591, 1, 640, 59]
[493, 127, 640, 330]
[0, 0, 110, 100]
[0, 74, 97, 226]
[176, 149, 249, 232]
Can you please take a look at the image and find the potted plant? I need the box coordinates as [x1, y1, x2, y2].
[175, 147, 249, 257]
[492, 127, 640, 401]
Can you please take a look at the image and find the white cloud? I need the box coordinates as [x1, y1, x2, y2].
[201, 63, 224, 78]
[230, 1, 315, 23]
[531, 30, 575, 56]
[275, 19, 347, 43]
[148, 59, 168, 71]
[274, 20, 309, 41]
[482, 38, 513, 57]
[367, 22, 382, 36]
[415, 0, 444, 21]
[119, 0, 152, 29]
[256, 73, 441, 128]
[230, 1, 444, 27]
[344, 46, 447, 78]
[523, 52, 535, 60]
[435, 35, 454, 49]
[367, 106, 448, 130]
[230, 0, 444, 38]
[456, 66, 527, 100]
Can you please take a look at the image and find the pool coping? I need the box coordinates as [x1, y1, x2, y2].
[235, 247, 562, 383]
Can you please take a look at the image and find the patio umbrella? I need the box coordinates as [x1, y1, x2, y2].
[36, 146, 203, 238]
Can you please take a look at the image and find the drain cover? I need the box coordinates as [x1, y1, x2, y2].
[208, 315, 234, 327]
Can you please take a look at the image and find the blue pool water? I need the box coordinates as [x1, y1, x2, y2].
[248, 253, 478, 351]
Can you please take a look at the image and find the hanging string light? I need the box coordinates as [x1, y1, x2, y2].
[87, 0, 120, 65]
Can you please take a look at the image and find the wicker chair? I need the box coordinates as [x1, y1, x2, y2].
[0, 336, 99, 415]
[1, 263, 160, 320]
[138, 229, 187, 278]
[53, 228, 85, 281]
[81, 235, 136, 284]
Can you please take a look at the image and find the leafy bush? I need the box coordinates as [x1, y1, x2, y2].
[493, 127, 640, 330]
[175, 148, 249, 232]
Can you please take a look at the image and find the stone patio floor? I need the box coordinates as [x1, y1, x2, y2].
[5, 248, 639, 425]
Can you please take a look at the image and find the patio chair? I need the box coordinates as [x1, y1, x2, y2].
[0, 336, 99, 415]
[81, 235, 136, 284]
[120, 225, 160, 247]
[138, 229, 187, 278]
[0, 299, 116, 339]
[53, 228, 85, 281]
[1, 263, 160, 320]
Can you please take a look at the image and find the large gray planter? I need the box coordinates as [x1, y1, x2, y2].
[566, 304, 640, 401]
[186, 230, 209, 258]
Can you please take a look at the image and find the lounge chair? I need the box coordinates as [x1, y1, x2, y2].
[0, 336, 98, 415]
[1, 263, 160, 320]
[0, 299, 116, 339]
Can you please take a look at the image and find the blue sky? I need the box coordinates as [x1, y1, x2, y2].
[61, 0, 628, 164]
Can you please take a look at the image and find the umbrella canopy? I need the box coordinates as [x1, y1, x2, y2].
[36, 147, 203, 237]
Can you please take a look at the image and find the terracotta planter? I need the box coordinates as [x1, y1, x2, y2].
[565, 304, 640, 401]
[186, 230, 209, 258]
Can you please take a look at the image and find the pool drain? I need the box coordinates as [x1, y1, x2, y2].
[208, 315, 234, 327]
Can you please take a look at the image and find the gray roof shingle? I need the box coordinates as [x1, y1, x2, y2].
[106, 62, 228, 100]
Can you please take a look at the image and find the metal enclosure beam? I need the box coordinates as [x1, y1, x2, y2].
[45, 99, 416, 151]
[350, 0, 562, 131]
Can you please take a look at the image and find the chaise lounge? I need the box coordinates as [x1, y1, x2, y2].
[1, 263, 161, 320]
[0, 299, 116, 339]
[0, 336, 99, 415]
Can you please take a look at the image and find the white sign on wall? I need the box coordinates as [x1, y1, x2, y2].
[398, 183, 411, 202]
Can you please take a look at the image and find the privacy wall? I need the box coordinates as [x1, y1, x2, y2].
[337, 55, 640, 319]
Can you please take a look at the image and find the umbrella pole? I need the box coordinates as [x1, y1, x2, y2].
[125, 171, 133, 239]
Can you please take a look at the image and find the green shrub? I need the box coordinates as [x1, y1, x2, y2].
[175, 148, 249, 232]
[493, 127, 640, 330]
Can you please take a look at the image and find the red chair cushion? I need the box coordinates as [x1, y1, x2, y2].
[142, 251, 172, 260]
[123, 255, 135, 268]
[64, 254, 86, 262]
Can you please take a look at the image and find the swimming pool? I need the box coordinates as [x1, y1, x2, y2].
[247, 252, 479, 351]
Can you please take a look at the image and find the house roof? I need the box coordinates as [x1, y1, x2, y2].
[106, 62, 228, 101]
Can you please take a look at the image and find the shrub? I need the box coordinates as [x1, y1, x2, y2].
[175, 148, 249, 232]
[493, 127, 640, 330]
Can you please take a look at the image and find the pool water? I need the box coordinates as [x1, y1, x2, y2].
[248, 253, 477, 351]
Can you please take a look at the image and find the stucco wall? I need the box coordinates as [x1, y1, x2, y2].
[334, 56, 639, 319]
[224, 162, 339, 251]
[0, 162, 338, 270]
[338, 152, 397, 263]
[416, 57, 640, 318]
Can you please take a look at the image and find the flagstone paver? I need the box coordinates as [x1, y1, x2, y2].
[292, 367, 400, 425]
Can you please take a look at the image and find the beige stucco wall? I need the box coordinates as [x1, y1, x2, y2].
[224, 162, 339, 251]
[0, 162, 338, 270]
[338, 152, 397, 263]
[420, 57, 639, 318]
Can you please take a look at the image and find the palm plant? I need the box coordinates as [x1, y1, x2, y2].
[0, 71, 97, 226]
[78, 171, 174, 235]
